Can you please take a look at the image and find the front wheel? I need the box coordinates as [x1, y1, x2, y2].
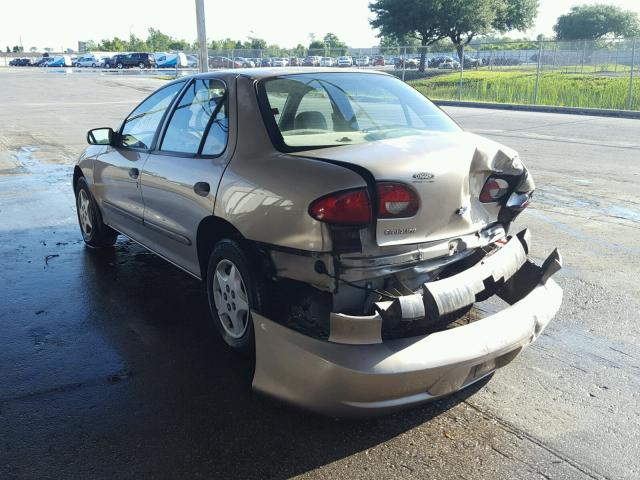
[138, 62, 145, 69]
[206, 239, 268, 354]
[117, 62, 123, 69]
[75, 177, 118, 248]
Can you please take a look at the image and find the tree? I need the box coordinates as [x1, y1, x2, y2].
[12, 45, 24, 53]
[370, 0, 537, 67]
[309, 40, 324, 52]
[29, 47, 37, 53]
[5, 46, 9, 53]
[129, 34, 148, 52]
[147, 28, 173, 51]
[247, 37, 267, 50]
[553, 4, 640, 40]
[370, 0, 445, 71]
[441, 0, 537, 62]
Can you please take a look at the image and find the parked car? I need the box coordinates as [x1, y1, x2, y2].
[394, 57, 418, 69]
[9, 57, 33, 66]
[209, 56, 242, 69]
[112, 52, 156, 69]
[288, 57, 302, 66]
[427, 55, 452, 68]
[302, 56, 321, 66]
[336, 56, 353, 67]
[355, 56, 370, 66]
[234, 57, 255, 68]
[186, 55, 199, 68]
[371, 55, 385, 66]
[463, 54, 480, 68]
[75, 54, 103, 68]
[271, 57, 288, 67]
[74, 69, 561, 417]
[101, 56, 115, 68]
[34, 57, 53, 67]
[319, 57, 334, 67]
[438, 58, 460, 69]
[260, 58, 272, 67]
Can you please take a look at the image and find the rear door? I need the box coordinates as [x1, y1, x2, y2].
[93, 81, 186, 237]
[139, 77, 234, 276]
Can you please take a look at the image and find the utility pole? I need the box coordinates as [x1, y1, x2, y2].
[195, 0, 208, 72]
[628, 38, 637, 111]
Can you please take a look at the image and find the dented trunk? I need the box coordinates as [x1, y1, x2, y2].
[295, 132, 532, 247]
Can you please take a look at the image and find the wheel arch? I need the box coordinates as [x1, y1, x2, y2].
[73, 165, 85, 191]
[196, 215, 274, 282]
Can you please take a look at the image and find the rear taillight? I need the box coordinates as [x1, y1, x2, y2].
[377, 182, 419, 218]
[308, 188, 371, 225]
[480, 177, 510, 203]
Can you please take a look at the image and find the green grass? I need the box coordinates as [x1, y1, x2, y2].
[409, 70, 640, 111]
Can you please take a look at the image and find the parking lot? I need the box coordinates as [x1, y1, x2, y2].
[1, 69, 639, 479]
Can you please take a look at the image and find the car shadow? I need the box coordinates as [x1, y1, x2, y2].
[1, 226, 490, 479]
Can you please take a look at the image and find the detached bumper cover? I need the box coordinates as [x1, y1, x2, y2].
[252, 276, 562, 417]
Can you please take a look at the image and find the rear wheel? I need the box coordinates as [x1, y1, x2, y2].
[206, 239, 268, 354]
[138, 62, 145, 69]
[91, 62, 96, 68]
[117, 62, 123, 69]
[75, 177, 118, 248]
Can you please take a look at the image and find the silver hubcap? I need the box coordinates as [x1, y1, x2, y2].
[212, 259, 250, 339]
[77, 190, 93, 236]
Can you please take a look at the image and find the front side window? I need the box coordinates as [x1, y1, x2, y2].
[260, 73, 460, 150]
[120, 81, 185, 149]
[160, 79, 227, 155]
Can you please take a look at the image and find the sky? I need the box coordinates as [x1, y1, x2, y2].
[2, 0, 640, 51]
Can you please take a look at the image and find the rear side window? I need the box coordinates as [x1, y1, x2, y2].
[120, 82, 185, 149]
[160, 79, 227, 155]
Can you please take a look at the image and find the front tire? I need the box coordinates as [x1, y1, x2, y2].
[138, 62, 145, 69]
[206, 239, 268, 354]
[75, 177, 118, 248]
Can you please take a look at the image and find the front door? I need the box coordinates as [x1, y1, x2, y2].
[140, 78, 233, 276]
[93, 81, 186, 236]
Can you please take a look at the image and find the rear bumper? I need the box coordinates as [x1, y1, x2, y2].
[252, 277, 561, 417]
[252, 231, 563, 417]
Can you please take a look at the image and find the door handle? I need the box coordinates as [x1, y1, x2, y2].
[194, 182, 210, 197]
[129, 168, 139, 179]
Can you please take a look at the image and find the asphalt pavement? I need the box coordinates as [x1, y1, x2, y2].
[1, 70, 639, 480]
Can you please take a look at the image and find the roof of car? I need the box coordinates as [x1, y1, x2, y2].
[187, 67, 391, 81]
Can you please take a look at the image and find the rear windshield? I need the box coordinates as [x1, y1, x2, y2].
[259, 72, 459, 151]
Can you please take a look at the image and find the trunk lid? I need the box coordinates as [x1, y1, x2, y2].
[294, 132, 525, 247]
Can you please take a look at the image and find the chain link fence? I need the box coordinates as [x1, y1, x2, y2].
[2, 38, 638, 110]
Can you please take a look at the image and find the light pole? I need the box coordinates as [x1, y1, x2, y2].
[195, 0, 208, 72]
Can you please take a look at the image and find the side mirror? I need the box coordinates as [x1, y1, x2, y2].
[87, 127, 115, 146]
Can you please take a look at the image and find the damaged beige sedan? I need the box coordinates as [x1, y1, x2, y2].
[74, 68, 562, 416]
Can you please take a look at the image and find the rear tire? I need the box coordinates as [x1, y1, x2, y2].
[75, 177, 118, 248]
[117, 62, 123, 69]
[138, 62, 145, 69]
[206, 239, 268, 354]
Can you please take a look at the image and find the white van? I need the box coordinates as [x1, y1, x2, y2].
[45, 55, 73, 67]
[154, 52, 188, 68]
